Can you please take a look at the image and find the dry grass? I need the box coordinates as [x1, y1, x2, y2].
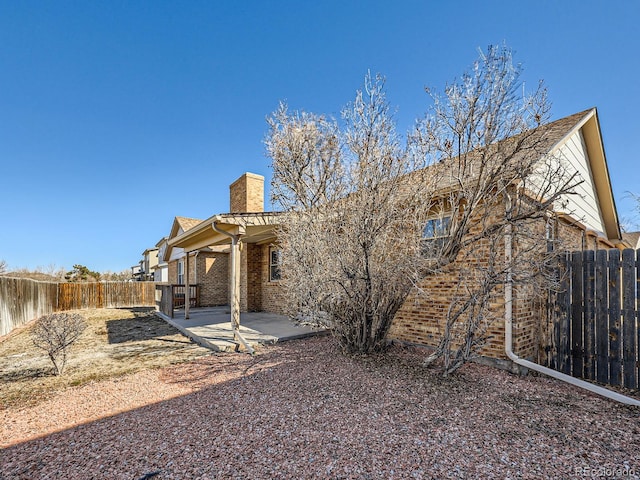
[0, 307, 212, 409]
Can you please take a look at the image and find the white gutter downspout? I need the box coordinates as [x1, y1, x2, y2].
[185, 251, 191, 320]
[504, 223, 640, 406]
[212, 220, 255, 355]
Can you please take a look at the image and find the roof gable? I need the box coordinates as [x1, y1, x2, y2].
[549, 108, 621, 242]
[168, 216, 203, 240]
[422, 108, 621, 242]
[163, 216, 204, 262]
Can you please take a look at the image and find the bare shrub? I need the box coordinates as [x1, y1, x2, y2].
[267, 45, 580, 368]
[31, 312, 87, 375]
[268, 73, 436, 354]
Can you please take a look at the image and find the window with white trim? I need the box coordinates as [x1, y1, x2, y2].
[269, 247, 282, 282]
[177, 260, 184, 284]
[421, 215, 452, 256]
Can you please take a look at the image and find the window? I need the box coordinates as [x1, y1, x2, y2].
[269, 247, 282, 282]
[177, 260, 184, 284]
[546, 217, 556, 252]
[421, 215, 452, 255]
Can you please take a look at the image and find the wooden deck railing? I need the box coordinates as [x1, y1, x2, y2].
[156, 284, 174, 318]
[172, 285, 199, 308]
[155, 284, 199, 318]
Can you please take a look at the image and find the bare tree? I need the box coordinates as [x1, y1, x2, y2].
[101, 269, 134, 281]
[268, 73, 437, 354]
[267, 45, 580, 366]
[412, 45, 581, 373]
[0, 259, 7, 275]
[31, 312, 87, 375]
[632, 193, 640, 220]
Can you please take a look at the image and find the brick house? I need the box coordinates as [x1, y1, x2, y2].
[164, 173, 285, 313]
[165, 108, 629, 365]
[389, 108, 626, 365]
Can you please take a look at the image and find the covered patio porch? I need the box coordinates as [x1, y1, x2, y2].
[156, 306, 325, 352]
[165, 211, 287, 353]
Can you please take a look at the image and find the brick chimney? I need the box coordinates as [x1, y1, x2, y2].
[229, 172, 264, 213]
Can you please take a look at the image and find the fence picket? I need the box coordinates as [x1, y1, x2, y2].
[583, 250, 596, 381]
[608, 249, 622, 386]
[557, 253, 571, 374]
[622, 249, 637, 389]
[637, 250, 640, 388]
[595, 250, 609, 384]
[571, 251, 584, 377]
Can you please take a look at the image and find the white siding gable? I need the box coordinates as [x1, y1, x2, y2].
[553, 129, 605, 234]
[168, 227, 187, 262]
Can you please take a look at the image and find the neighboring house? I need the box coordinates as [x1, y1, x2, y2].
[164, 216, 231, 307]
[165, 108, 625, 365]
[142, 247, 159, 281]
[132, 247, 159, 281]
[622, 231, 640, 249]
[131, 264, 143, 281]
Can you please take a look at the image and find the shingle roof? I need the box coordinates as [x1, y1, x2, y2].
[423, 108, 594, 189]
[526, 108, 593, 153]
[175, 216, 203, 233]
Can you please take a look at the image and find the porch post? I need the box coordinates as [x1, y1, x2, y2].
[212, 221, 253, 353]
[185, 251, 190, 320]
[230, 236, 241, 333]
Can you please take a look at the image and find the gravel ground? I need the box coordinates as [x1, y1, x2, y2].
[1, 336, 639, 479]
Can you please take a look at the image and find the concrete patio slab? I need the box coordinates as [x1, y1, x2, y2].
[155, 306, 325, 353]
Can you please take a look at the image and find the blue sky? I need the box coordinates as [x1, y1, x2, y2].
[1, 1, 639, 273]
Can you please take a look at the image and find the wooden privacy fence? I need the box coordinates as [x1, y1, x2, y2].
[0, 278, 157, 336]
[0, 278, 58, 336]
[545, 248, 639, 389]
[57, 282, 156, 310]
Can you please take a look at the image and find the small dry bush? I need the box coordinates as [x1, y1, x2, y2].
[31, 312, 87, 375]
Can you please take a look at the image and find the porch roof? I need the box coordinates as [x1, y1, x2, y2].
[167, 212, 283, 253]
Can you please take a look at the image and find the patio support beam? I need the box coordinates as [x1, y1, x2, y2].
[230, 235, 241, 332]
[212, 221, 254, 354]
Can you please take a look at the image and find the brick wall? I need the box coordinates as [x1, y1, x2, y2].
[230, 173, 264, 213]
[246, 243, 263, 311]
[168, 256, 195, 284]
[389, 210, 590, 363]
[239, 244, 248, 312]
[254, 245, 286, 314]
[197, 252, 229, 306]
[168, 252, 229, 306]
[168, 260, 177, 285]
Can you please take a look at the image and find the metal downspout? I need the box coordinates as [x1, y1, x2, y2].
[212, 221, 255, 355]
[504, 223, 640, 407]
[185, 251, 191, 320]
